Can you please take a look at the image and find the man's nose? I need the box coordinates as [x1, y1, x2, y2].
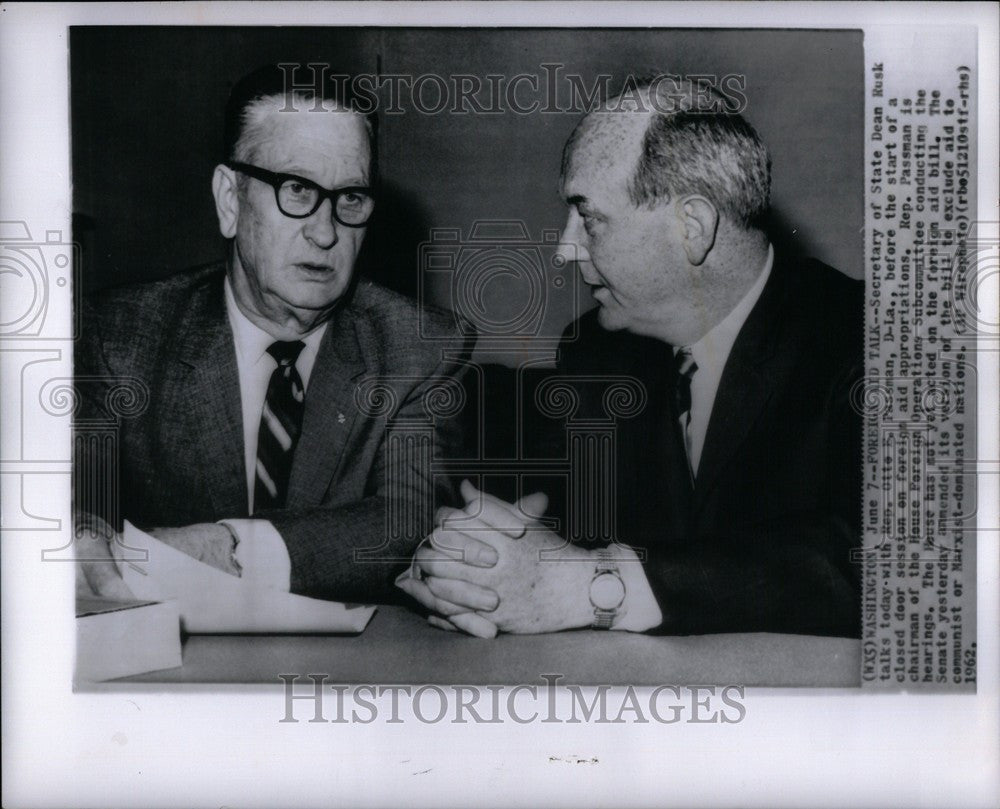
[302, 198, 339, 249]
[555, 210, 590, 265]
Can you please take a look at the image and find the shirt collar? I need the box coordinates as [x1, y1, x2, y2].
[684, 243, 774, 367]
[223, 275, 328, 365]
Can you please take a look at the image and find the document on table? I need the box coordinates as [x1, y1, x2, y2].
[76, 596, 183, 681]
[114, 522, 376, 634]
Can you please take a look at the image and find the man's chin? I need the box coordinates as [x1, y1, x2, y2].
[280, 276, 353, 311]
[595, 305, 628, 332]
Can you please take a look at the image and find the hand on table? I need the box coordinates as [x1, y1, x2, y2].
[397, 481, 597, 636]
[396, 480, 540, 637]
[75, 516, 239, 601]
[74, 513, 135, 600]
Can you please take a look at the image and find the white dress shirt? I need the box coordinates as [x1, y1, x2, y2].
[218, 277, 328, 590]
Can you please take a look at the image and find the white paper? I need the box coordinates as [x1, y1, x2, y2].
[114, 522, 376, 634]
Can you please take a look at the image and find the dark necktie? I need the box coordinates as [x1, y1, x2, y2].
[672, 346, 698, 478]
[254, 340, 305, 512]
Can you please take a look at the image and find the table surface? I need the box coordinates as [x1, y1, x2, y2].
[106, 605, 861, 687]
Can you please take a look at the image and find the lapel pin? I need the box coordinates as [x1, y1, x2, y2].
[337, 412, 346, 424]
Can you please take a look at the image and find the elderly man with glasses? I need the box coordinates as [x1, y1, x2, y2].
[75, 64, 472, 604]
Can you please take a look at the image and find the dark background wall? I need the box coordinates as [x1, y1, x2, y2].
[71, 27, 863, 349]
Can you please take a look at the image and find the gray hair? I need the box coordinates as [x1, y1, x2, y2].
[567, 77, 771, 230]
[232, 90, 375, 170]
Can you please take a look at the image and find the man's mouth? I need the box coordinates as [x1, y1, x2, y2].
[295, 262, 336, 273]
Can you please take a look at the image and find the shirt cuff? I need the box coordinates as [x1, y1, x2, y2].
[218, 519, 291, 592]
[611, 545, 663, 632]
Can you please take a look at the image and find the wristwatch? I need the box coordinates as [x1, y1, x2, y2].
[589, 549, 626, 629]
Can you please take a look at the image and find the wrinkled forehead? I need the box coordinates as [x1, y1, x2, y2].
[246, 97, 372, 173]
[561, 106, 649, 196]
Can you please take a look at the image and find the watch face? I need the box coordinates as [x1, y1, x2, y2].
[591, 572, 625, 610]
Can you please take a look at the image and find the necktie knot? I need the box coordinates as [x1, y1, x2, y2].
[267, 340, 305, 368]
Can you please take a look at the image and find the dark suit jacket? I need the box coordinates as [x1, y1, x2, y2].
[552, 254, 862, 637]
[75, 264, 473, 603]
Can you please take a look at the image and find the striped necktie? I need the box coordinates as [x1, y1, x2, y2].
[254, 340, 305, 512]
[673, 346, 698, 478]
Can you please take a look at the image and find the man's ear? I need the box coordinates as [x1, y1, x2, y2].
[212, 164, 240, 239]
[677, 196, 719, 266]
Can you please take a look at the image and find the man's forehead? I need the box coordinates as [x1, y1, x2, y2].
[258, 103, 367, 144]
[253, 105, 370, 169]
[563, 108, 648, 196]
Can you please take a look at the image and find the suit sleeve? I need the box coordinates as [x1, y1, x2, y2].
[641, 359, 862, 638]
[264, 334, 475, 604]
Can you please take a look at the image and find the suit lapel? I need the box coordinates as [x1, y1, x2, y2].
[616, 338, 694, 547]
[659, 350, 696, 541]
[693, 259, 789, 513]
[286, 299, 369, 507]
[174, 275, 248, 517]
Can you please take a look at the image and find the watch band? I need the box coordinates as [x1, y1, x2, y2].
[590, 549, 625, 630]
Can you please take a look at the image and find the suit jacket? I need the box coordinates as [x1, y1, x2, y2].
[75, 264, 474, 603]
[553, 254, 863, 637]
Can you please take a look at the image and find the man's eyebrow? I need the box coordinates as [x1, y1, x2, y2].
[278, 168, 370, 189]
[270, 166, 322, 185]
[283, 170, 321, 184]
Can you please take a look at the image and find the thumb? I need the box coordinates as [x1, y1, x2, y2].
[514, 491, 548, 520]
[459, 478, 481, 506]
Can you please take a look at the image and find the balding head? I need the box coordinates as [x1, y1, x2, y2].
[555, 76, 772, 345]
[562, 78, 770, 231]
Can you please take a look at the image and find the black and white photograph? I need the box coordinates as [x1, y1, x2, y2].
[1, 3, 997, 808]
[70, 24, 867, 681]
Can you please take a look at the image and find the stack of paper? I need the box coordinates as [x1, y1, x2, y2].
[76, 596, 182, 682]
[114, 522, 377, 634]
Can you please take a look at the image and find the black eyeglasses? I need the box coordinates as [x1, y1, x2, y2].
[226, 161, 375, 226]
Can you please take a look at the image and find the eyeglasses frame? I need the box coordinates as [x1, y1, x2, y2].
[225, 160, 375, 227]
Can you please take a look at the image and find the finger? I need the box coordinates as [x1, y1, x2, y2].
[74, 527, 135, 599]
[514, 491, 549, 520]
[396, 575, 437, 611]
[395, 566, 420, 586]
[80, 560, 135, 600]
[428, 524, 499, 566]
[449, 611, 499, 638]
[396, 575, 474, 617]
[424, 575, 499, 612]
[427, 614, 458, 632]
[446, 501, 525, 540]
[434, 505, 463, 527]
[472, 484, 549, 533]
[456, 486, 530, 538]
[459, 478, 480, 505]
[413, 546, 493, 583]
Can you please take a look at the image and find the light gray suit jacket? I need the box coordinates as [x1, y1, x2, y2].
[75, 264, 474, 603]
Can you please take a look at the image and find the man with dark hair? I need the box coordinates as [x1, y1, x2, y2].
[399, 79, 862, 638]
[76, 64, 471, 603]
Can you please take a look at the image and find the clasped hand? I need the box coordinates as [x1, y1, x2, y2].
[396, 481, 595, 638]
